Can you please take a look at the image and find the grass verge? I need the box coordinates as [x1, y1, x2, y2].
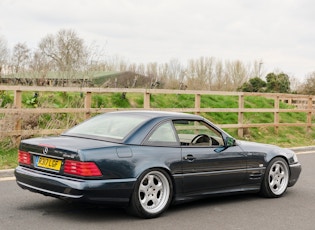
[1, 92, 315, 170]
[0, 148, 17, 170]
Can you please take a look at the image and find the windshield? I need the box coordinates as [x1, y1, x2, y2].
[63, 113, 148, 141]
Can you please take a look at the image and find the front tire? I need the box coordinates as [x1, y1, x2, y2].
[128, 169, 173, 218]
[260, 157, 289, 198]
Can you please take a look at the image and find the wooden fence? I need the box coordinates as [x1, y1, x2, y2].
[0, 85, 314, 144]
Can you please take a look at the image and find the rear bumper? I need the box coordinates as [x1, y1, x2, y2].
[15, 166, 136, 206]
[288, 163, 302, 187]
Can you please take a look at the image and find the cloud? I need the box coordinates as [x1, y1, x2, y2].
[0, 0, 314, 79]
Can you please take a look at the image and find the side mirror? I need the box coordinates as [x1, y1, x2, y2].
[226, 136, 235, 147]
[214, 136, 235, 153]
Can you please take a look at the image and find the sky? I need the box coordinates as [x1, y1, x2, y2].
[0, 0, 314, 81]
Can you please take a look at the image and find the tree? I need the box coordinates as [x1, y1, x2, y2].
[298, 72, 315, 95]
[38, 29, 87, 73]
[11, 43, 30, 73]
[265, 72, 290, 93]
[28, 50, 52, 82]
[225, 60, 249, 91]
[165, 59, 183, 89]
[0, 36, 9, 77]
[186, 56, 214, 90]
[238, 77, 266, 92]
[213, 61, 225, 90]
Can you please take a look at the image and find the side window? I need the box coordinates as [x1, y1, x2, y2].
[146, 121, 178, 146]
[173, 120, 224, 147]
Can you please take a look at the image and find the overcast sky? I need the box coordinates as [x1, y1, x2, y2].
[0, 0, 314, 81]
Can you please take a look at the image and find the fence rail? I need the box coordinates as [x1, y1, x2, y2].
[0, 85, 314, 144]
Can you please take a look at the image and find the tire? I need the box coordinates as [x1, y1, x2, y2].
[127, 169, 173, 218]
[260, 157, 289, 198]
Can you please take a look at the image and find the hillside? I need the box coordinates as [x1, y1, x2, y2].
[1, 90, 315, 169]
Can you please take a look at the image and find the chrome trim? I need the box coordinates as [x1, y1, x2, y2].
[29, 151, 64, 160]
[174, 168, 248, 177]
[43, 147, 48, 155]
[17, 181, 83, 199]
[172, 167, 266, 178]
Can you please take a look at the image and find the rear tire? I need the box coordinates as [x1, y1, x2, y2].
[127, 169, 173, 218]
[260, 157, 289, 198]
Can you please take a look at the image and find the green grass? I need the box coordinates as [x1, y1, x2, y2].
[0, 137, 18, 170]
[0, 148, 17, 169]
[150, 94, 195, 108]
[1, 92, 315, 169]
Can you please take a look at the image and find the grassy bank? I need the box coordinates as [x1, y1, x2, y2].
[1, 92, 314, 169]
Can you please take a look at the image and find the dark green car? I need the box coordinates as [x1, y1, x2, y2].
[15, 111, 301, 218]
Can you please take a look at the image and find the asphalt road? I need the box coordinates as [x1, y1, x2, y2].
[0, 152, 314, 230]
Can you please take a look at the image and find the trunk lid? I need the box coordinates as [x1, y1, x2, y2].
[19, 136, 118, 177]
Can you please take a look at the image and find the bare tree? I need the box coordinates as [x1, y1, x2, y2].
[0, 35, 9, 78]
[11, 43, 30, 74]
[136, 63, 146, 76]
[158, 63, 170, 88]
[146, 62, 158, 87]
[213, 61, 226, 90]
[289, 76, 301, 93]
[28, 50, 52, 84]
[186, 56, 214, 90]
[118, 58, 128, 72]
[225, 60, 249, 91]
[38, 29, 87, 84]
[297, 72, 315, 95]
[165, 59, 183, 89]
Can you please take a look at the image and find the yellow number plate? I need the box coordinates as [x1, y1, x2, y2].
[37, 156, 62, 171]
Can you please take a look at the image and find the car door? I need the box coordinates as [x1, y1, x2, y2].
[181, 145, 247, 194]
[173, 120, 247, 194]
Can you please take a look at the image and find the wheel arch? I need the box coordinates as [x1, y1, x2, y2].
[267, 155, 291, 174]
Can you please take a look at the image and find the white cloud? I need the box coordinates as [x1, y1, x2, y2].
[0, 0, 314, 80]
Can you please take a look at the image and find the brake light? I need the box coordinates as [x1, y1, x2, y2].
[64, 160, 102, 177]
[18, 150, 31, 165]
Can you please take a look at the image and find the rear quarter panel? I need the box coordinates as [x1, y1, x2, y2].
[81, 145, 182, 181]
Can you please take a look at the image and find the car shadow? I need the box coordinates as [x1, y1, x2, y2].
[17, 197, 132, 221]
[16, 193, 263, 221]
[168, 193, 259, 213]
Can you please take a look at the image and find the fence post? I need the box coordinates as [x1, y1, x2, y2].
[238, 94, 244, 138]
[144, 91, 150, 109]
[14, 90, 22, 145]
[84, 91, 92, 119]
[307, 96, 313, 133]
[195, 94, 201, 115]
[274, 95, 280, 134]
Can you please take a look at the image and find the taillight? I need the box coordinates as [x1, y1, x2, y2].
[18, 150, 31, 165]
[64, 160, 102, 177]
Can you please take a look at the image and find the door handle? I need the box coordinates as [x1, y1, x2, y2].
[184, 154, 196, 162]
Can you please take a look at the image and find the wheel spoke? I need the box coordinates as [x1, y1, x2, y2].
[269, 169, 276, 177]
[147, 175, 155, 186]
[155, 181, 163, 191]
[139, 183, 148, 192]
[140, 194, 148, 204]
[269, 177, 275, 187]
[278, 173, 285, 181]
[152, 195, 159, 204]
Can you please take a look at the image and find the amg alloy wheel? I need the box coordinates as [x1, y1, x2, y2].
[128, 169, 173, 218]
[260, 157, 289, 198]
